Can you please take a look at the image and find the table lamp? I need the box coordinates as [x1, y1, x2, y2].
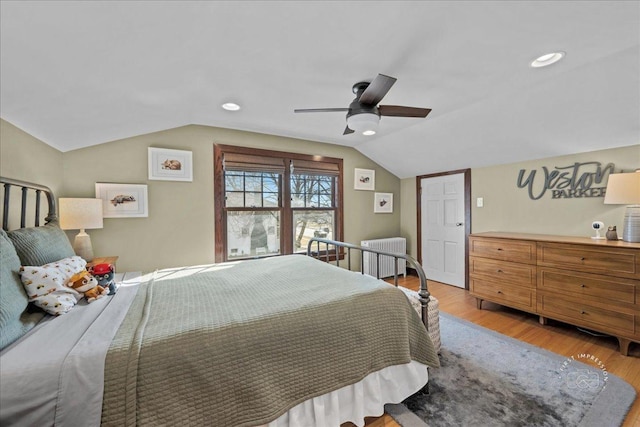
[604, 171, 640, 242]
[59, 198, 104, 261]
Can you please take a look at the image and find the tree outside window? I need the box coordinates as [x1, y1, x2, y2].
[214, 144, 343, 262]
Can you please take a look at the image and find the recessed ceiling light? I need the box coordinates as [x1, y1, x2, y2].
[531, 52, 565, 68]
[222, 102, 241, 111]
[362, 130, 376, 136]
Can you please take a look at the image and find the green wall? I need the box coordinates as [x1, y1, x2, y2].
[58, 124, 400, 272]
[400, 144, 640, 259]
[5, 118, 638, 273]
[0, 120, 64, 228]
[0, 120, 64, 199]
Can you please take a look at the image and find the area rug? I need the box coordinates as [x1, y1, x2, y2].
[385, 312, 636, 427]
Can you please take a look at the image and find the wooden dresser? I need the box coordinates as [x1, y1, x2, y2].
[469, 232, 640, 356]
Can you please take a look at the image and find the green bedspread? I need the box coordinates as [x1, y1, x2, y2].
[101, 255, 439, 427]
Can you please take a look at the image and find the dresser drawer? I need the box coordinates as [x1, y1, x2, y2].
[470, 257, 536, 287]
[538, 268, 637, 305]
[469, 237, 536, 264]
[470, 278, 536, 311]
[470, 232, 640, 353]
[537, 242, 640, 279]
[538, 294, 636, 335]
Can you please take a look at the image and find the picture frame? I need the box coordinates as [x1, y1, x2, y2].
[374, 192, 393, 214]
[354, 168, 375, 191]
[95, 183, 149, 218]
[148, 147, 193, 181]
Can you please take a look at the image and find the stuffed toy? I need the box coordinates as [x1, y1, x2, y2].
[89, 263, 117, 295]
[66, 270, 108, 303]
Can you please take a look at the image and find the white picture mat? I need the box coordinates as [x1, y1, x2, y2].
[374, 192, 393, 213]
[95, 183, 148, 218]
[148, 147, 193, 181]
[354, 168, 375, 191]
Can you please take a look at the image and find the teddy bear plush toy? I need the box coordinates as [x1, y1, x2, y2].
[89, 263, 117, 295]
[66, 270, 108, 303]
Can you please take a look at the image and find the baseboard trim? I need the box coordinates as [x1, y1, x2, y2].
[406, 266, 419, 277]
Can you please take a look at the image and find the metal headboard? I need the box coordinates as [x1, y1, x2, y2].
[1, 176, 57, 231]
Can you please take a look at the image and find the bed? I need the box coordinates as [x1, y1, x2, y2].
[0, 176, 439, 427]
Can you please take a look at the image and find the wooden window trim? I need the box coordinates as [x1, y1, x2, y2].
[214, 144, 344, 262]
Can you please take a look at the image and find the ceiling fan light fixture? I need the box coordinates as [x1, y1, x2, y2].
[530, 51, 565, 68]
[347, 113, 379, 135]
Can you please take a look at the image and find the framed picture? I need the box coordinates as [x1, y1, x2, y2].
[354, 168, 375, 191]
[374, 192, 393, 213]
[95, 183, 148, 218]
[148, 147, 193, 181]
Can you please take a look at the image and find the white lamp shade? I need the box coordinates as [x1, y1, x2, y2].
[347, 113, 379, 134]
[604, 172, 640, 205]
[59, 198, 104, 230]
[604, 171, 640, 243]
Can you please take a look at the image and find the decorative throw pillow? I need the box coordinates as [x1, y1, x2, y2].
[19, 256, 87, 316]
[7, 221, 75, 266]
[0, 229, 44, 350]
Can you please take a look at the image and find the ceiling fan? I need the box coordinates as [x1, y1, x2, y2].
[294, 73, 432, 136]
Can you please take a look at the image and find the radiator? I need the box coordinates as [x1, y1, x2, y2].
[361, 237, 406, 279]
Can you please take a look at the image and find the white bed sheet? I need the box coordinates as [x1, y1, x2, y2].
[1, 272, 428, 427]
[0, 277, 139, 427]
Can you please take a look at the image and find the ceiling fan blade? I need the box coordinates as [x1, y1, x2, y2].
[294, 108, 350, 113]
[378, 105, 432, 118]
[358, 74, 397, 105]
[343, 126, 354, 135]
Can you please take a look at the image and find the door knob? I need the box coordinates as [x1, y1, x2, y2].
[455, 222, 463, 226]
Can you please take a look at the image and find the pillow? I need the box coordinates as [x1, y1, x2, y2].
[7, 221, 75, 266]
[0, 230, 44, 350]
[19, 256, 86, 316]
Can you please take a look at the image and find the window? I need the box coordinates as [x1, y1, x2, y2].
[291, 173, 336, 253]
[214, 144, 343, 262]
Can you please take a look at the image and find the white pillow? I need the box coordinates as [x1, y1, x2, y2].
[19, 256, 86, 315]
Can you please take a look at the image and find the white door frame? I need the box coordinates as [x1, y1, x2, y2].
[416, 169, 471, 289]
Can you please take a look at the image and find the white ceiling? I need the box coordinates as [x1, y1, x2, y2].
[1, 1, 638, 178]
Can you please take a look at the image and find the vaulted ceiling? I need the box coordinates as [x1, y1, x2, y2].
[1, 1, 638, 178]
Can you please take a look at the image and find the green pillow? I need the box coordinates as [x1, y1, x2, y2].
[0, 229, 44, 350]
[7, 221, 75, 266]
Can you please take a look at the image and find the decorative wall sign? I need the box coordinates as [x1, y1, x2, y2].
[148, 147, 193, 181]
[517, 162, 615, 200]
[374, 192, 393, 213]
[354, 168, 375, 191]
[95, 183, 148, 218]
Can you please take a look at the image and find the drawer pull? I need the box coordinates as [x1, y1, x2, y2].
[496, 269, 503, 273]
[581, 257, 586, 261]
[496, 248, 503, 251]
[581, 310, 586, 315]
[580, 284, 586, 288]
[497, 290, 503, 294]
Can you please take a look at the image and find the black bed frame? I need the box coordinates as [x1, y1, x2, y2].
[307, 237, 432, 332]
[1, 177, 57, 231]
[0, 176, 432, 334]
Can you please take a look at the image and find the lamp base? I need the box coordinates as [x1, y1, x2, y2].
[73, 230, 94, 262]
[622, 205, 640, 243]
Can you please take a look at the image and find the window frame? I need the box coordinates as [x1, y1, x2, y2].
[214, 144, 343, 262]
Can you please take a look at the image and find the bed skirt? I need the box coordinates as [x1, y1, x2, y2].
[262, 361, 429, 427]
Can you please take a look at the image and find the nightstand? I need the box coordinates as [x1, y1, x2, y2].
[87, 256, 119, 269]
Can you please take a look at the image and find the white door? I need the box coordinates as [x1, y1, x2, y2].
[420, 173, 466, 288]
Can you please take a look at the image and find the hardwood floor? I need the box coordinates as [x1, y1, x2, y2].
[343, 277, 640, 427]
